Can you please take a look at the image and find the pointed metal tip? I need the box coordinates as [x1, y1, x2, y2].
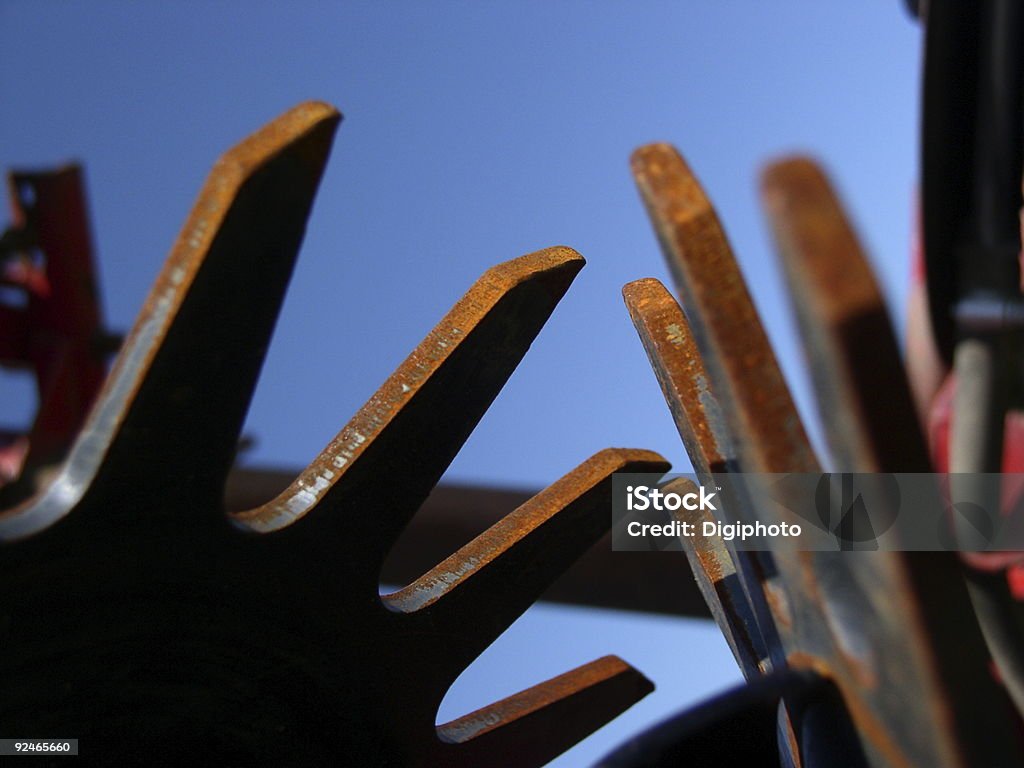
[761, 153, 819, 177]
[480, 246, 585, 294]
[590, 447, 671, 476]
[582, 655, 655, 698]
[630, 142, 681, 173]
[630, 145, 714, 233]
[759, 155, 829, 203]
[212, 101, 342, 183]
[438, 655, 653, 753]
[43, 100, 344, 517]
[385, 446, 670, 616]
[294, 99, 343, 121]
[622, 277, 672, 307]
[233, 247, 585, 537]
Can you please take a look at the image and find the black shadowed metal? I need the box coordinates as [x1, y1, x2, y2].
[0, 102, 665, 766]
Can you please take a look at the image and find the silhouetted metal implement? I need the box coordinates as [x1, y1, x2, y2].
[0, 102, 664, 765]
[8, 5, 1024, 764]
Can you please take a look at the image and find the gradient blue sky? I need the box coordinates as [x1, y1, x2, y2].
[1, 2, 921, 764]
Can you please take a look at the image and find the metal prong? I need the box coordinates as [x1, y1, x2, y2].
[760, 156, 930, 472]
[663, 477, 766, 676]
[623, 278, 735, 476]
[623, 278, 768, 675]
[1, 102, 341, 539]
[438, 656, 653, 768]
[385, 448, 669, 670]
[631, 143, 818, 476]
[234, 248, 584, 570]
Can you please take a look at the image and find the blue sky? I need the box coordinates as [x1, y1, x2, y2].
[1, 2, 921, 764]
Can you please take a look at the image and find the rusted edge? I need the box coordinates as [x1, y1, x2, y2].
[631, 144, 818, 476]
[760, 156, 931, 473]
[623, 278, 768, 673]
[232, 247, 584, 534]
[386, 448, 667, 613]
[0, 102, 341, 542]
[623, 278, 733, 474]
[438, 656, 653, 768]
[762, 157, 1020, 765]
[663, 477, 766, 676]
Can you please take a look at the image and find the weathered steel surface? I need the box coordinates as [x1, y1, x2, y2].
[627, 144, 1020, 767]
[623, 284, 766, 674]
[762, 157, 1024, 731]
[0, 102, 663, 765]
[631, 145, 819, 477]
[760, 157, 931, 473]
[621, 280, 734, 477]
[759, 155, 1022, 764]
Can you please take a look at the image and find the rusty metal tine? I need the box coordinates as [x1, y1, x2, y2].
[438, 656, 653, 768]
[622, 277, 766, 672]
[663, 477, 765, 676]
[760, 157, 931, 473]
[384, 448, 669, 670]
[628, 148, 812, 671]
[631, 144, 819, 476]
[623, 279, 735, 475]
[622, 278, 780, 667]
[1, 103, 341, 541]
[232, 248, 584, 566]
[88, 102, 340, 504]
